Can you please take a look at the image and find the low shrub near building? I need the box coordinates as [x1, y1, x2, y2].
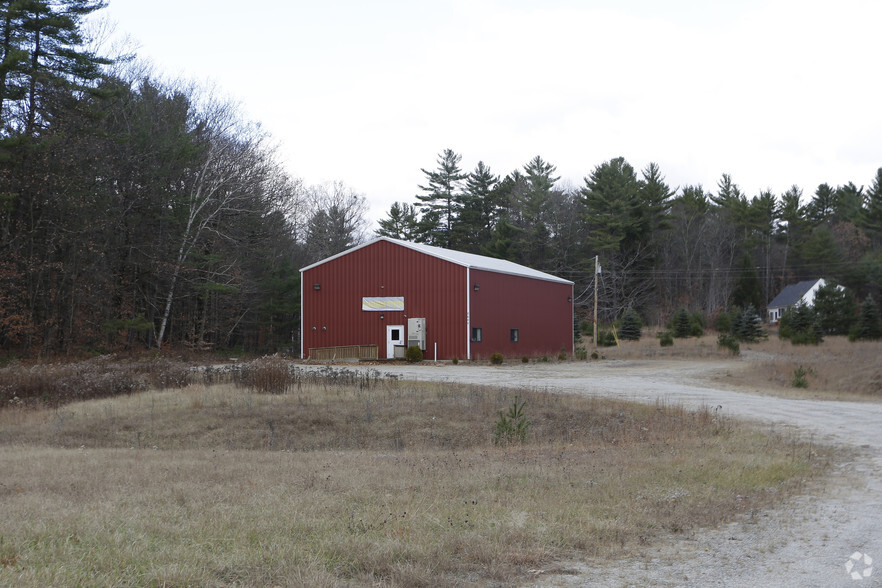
[490, 353, 504, 365]
[405, 345, 423, 363]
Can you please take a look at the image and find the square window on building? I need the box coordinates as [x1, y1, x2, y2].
[510, 328, 519, 342]
[472, 327, 482, 342]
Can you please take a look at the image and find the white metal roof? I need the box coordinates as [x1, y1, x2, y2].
[300, 237, 573, 285]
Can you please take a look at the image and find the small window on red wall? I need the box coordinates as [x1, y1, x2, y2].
[510, 328, 519, 342]
[472, 327, 482, 342]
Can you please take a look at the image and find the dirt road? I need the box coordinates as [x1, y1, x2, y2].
[311, 358, 882, 587]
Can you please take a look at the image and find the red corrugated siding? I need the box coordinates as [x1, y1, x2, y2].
[469, 269, 573, 358]
[302, 241, 468, 359]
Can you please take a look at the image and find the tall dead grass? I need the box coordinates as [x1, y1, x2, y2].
[586, 332, 882, 400]
[0, 356, 190, 407]
[0, 375, 833, 586]
[727, 336, 882, 399]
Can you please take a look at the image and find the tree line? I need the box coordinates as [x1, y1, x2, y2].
[378, 149, 882, 326]
[0, 0, 366, 356]
[2, 2, 879, 357]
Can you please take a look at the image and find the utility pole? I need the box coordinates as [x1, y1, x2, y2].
[593, 255, 599, 348]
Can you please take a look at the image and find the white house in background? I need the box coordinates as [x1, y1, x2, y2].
[767, 278, 827, 323]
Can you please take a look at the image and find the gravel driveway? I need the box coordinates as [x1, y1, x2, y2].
[308, 357, 882, 587]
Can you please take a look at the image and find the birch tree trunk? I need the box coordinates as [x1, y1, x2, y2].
[154, 106, 270, 349]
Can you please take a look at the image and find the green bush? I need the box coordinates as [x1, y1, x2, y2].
[451, 356, 459, 365]
[789, 330, 821, 345]
[405, 345, 423, 363]
[717, 333, 740, 355]
[557, 352, 567, 361]
[689, 311, 705, 337]
[493, 395, 529, 445]
[490, 352, 504, 365]
[597, 330, 617, 347]
[659, 331, 674, 347]
[713, 310, 733, 334]
[779, 303, 822, 345]
[792, 366, 809, 388]
[575, 346, 588, 360]
[521, 356, 529, 363]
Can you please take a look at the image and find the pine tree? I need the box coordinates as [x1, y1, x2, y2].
[781, 302, 822, 344]
[514, 155, 559, 268]
[736, 305, 765, 342]
[855, 295, 882, 340]
[806, 183, 836, 225]
[377, 202, 419, 241]
[673, 308, 691, 338]
[414, 148, 466, 248]
[483, 217, 518, 261]
[619, 308, 642, 340]
[0, 0, 111, 137]
[637, 162, 673, 238]
[455, 161, 500, 252]
[833, 182, 864, 224]
[580, 157, 642, 253]
[731, 253, 763, 310]
[711, 173, 745, 209]
[861, 168, 882, 246]
[813, 281, 857, 335]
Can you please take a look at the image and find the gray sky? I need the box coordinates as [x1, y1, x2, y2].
[101, 0, 882, 225]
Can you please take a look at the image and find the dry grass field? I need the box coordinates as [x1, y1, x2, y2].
[594, 332, 882, 400]
[0, 369, 833, 587]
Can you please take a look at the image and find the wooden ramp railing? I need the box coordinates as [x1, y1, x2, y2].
[308, 344, 378, 361]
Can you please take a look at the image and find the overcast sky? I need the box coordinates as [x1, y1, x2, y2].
[100, 0, 881, 226]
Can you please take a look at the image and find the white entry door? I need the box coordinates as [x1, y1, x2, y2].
[386, 325, 405, 359]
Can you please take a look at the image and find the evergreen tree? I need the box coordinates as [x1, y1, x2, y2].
[861, 168, 882, 246]
[483, 217, 518, 261]
[800, 226, 843, 276]
[735, 305, 765, 342]
[637, 162, 674, 238]
[806, 183, 836, 225]
[672, 308, 691, 338]
[580, 157, 642, 253]
[855, 295, 882, 340]
[731, 253, 763, 310]
[0, 0, 111, 137]
[780, 302, 821, 344]
[414, 148, 466, 248]
[619, 308, 642, 340]
[833, 182, 864, 224]
[812, 281, 857, 335]
[776, 185, 809, 276]
[711, 173, 745, 209]
[455, 161, 500, 252]
[377, 201, 419, 241]
[512, 155, 559, 268]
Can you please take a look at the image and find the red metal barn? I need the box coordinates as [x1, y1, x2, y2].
[300, 238, 574, 360]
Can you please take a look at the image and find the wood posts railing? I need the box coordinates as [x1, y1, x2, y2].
[307, 345, 378, 361]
